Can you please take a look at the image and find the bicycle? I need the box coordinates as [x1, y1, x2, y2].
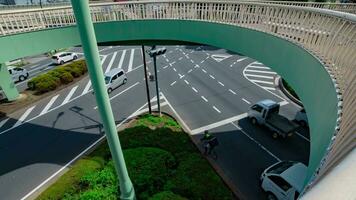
[200, 140, 218, 160]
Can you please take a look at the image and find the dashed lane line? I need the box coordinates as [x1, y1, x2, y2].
[242, 98, 251, 104]
[218, 81, 225, 87]
[173, 68, 177, 72]
[179, 57, 183, 60]
[40, 95, 59, 116]
[184, 80, 190, 85]
[202, 69, 207, 73]
[188, 69, 193, 73]
[170, 81, 177, 86]
[229, 89, 236, 95]
[13, 106, 36, 128]
[231, 122, 281, 162]
[163, 65, 168, 69]
[201, 96, 208, 102]
[192, 87, 198, 93]
[213, 106, 221, 113]
[209, 75, 215, 79]
[62, 85, 79, 106]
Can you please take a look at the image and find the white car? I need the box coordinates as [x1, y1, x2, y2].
[8, 66, 29, 82]
[260, 161, 307, 200]
[104, 68, 127, 94]
[295, 108, 308, 127]
[51, 52, 78, 65]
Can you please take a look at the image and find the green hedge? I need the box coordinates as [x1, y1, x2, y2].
[28, 60, 87, 94]
[148, 191, 187, 200]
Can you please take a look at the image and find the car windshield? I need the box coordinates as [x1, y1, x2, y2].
[104, 76, 111, 84]
[267, 161, 296, 174]
[51, 56, 58, 59]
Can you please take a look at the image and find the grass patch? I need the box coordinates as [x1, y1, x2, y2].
[37, 114, 232, 200]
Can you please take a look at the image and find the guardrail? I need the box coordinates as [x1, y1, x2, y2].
[0, 0, 355, 195]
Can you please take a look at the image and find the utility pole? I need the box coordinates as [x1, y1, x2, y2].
[141, 45, 152, 114]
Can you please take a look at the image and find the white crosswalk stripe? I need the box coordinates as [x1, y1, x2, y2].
[13, 106, 36, 128]
[40, 95, 59, 115]
[244, 61, 279, 93]
[245, 74, 274, 79]
[127, 49, 135, 72]
[82, 55, 107, 95]
[0, 118, 9, 129]
[244, 69, 277, 74]
[118, 49, 127, 69]
[250, 79, 274, 85]
[62, 85, 78, 105]
[105, 52, 117, 73]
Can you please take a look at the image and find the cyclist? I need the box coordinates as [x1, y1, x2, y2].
[200, 130, 219, 155]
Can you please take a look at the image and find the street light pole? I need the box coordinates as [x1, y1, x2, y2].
[141, 45, 152, 114]
[152, 54, 161, 116]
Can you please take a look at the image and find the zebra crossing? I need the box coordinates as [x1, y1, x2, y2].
[0, 48, 142, 134]
[243, 61, 278, 92]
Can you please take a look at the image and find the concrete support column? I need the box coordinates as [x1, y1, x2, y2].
[0, 63, 19, 101]
[70, 1, 135, 199]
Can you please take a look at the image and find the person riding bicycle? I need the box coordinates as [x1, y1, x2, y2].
[200, 130, 219, 155]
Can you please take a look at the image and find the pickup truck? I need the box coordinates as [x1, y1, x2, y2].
[248, 99, 299, 138]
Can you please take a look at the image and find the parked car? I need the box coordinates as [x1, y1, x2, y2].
[8, 66, 29, 82]
[295, 108, 308, 127]
[52, 52, 78, 65]
[260, 161, 307, 200]
[248, 99, 299, 139]
[104, 68, 127, 94]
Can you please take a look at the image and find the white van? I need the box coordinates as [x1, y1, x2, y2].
[260, 161, 307, 200]
[104, 68, 127, 94]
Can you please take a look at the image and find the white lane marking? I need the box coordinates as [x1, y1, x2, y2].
[40, 95, 59, 115]
[218, 81, 225, 86]
[194, 64, 200, 68]
[202, 69, 207, 73]
[136, 102, 169, 115]
[235, 57, 247, 63]
[231, 122, 281, 162]
[244, 74, 274, 79]
[244, 69, 277, 74]
[184, 80, 189, 85]
[186, 55, 190, 59]
[62, 85, 78, 106]
[191, 113, 248, 135]
[173, 68, 177, 72]
[127, 49, 135, 72]
[211, 54, 232, 62]
[118, 49, 127, 69]
[82, 81, 92, 95]
[213, 106, 221, 113]
[105, 51, 117, 73]
[170, 81, 177, 86]
[254, 61, 263, 65]
[163, 65, 168, 69]
[229, 89, 236, 95]
[179, 74, 185, 79]
[295, 131, 310, 142]
[209, 75, 215, 79]
[262, 86, 276, 91]
[192, 87, 198, 93]
[250, 79, 274, 85]
[98, 46, 112, 52]
[0, 118, 9, 128]
[242, 98, 251, 104]
[13, 106, 36, 128]
[179, 57, 183, 60]
[170, 61, 176, 65]
[20, 102, 146, 200]
[200, 60, 205, 64]
[190, 59, 194, 63]
[94, 82, 140, 109]
[201, 96, 208, 102]
[247, 65, 270, 69]
[188, 69, 193, 73]
[279, 100, 289, 106]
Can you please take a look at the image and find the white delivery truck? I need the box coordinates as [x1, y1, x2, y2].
[248, 99, 299, 138]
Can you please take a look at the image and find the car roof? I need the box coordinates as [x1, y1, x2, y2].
[105, 68, 124, 77]
[280, 162, 307, 192]
[256, 99, 277, 108]
[52, 52, 72, 56]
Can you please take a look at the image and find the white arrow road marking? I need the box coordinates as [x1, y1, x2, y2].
[211, 54, 233, 62]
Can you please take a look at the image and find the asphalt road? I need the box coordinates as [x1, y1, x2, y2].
[0, 45, 310, 200]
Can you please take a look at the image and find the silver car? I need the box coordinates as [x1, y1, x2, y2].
[104, 68, 127, 94]
[8, 66, 29, 82]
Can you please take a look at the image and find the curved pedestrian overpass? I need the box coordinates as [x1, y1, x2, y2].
[0, 1, 355, 197]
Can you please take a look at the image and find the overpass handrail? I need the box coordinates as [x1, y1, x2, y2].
[0, 0, 355, 194]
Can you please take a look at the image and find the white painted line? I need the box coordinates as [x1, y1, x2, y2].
[98, 46, 112, 52]
[20, 102, 146, 200]
[105, 51, 117, 73]
[218, 81, 225, 86]
[94, 82, 140, 109]
[244, 74, 274, 79]
[82, 81, 92, 95]
[209, 75, 215, 79]
[229, 89, 236, 95]
[163, 65, 168, 69]
[190, 59, 194, 63]
[118, 49, 127, 69]
[236, 57, 247, 63]
[62, 85, 78, 106]
[254, 61, 263, 65]
[184, 80, 189, 85]
[201, 96, 208, 102]
[186, 55, 190, 59]
[165, 58, 169, 62]
[247, 65, 270, 69]
[170, 61, 176, 65]
[191, 113, 248, 135]
[295, 131, 310, 142]
[136, 102, 169, 115]
[179, 57, 183, 60]
[231, 122, 281, 162]
[242, 98, 251, 104]
[279, 100, 289, 106]
[173, 68, 177, 72]
[245, 69, 277, 74]
[250, 79, 274, 85]
[0, 118, 9, 128]
[192, 87, 198, 93]
[170, 81, 177, 86]
[127, 49, 135, 72]
[188, 69, 193, 73]
[40, 95, 59, 115]
[13, 106, 36, 128]
[201, 60, 205, 64]
[202, 69, 207, 73]
[213, 106, 221, 113]
[262, 86, 276, 91]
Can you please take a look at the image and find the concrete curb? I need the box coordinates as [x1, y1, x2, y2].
[276, 76, 303, 107]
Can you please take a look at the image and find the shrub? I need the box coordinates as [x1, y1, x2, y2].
[60, 72, 74, 84]
[164, 153, 232, 200]
[149, 191, 187, 200]
[28, 74, 60, 93]
[80, 161, 117, 189]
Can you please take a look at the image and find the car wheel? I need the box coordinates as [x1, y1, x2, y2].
[251, 117, 257, 125]
[73, 55, 78, 60]
[107, 88, 112, 94]
[26, 73, 29, 79]
[123, 78, 127, 84]
[60, 60, 64, 65]
[266, 192, 277, 200]
[272, 132, 278, 139]
[19, 75, 25, 82]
